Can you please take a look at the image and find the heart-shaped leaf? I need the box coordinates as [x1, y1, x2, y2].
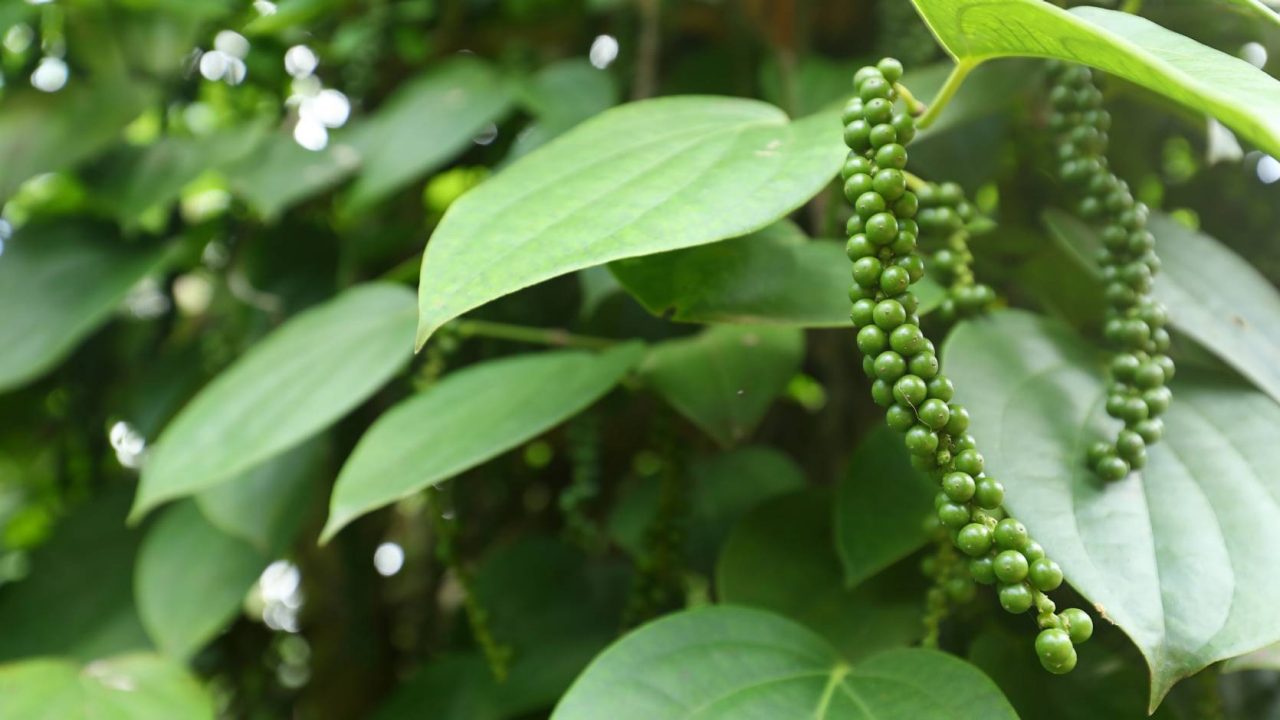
[0, 222, 166, 393]
[943, 309, 1280, 710]
[836, 426, 935, 587]
[133, 283, 416, 520]
[135, 502, 266, 660]
[552, 605, 1017, 719]
[612, 221, 944, 327]
[641, 325, 804, 446]
[718, 490, 926, 663]
[342, 57, 513, 210]
[322, 344, 643, 541]
[0, 654, 214, 720]
[415, 96, 844, 346]
[1045, 209, 1280, 407]
[910, 1, 1280, 157]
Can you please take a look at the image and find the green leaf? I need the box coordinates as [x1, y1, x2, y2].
[910, 1, 1280, 157]
[612, 220, 946, 327]
[1045, 209, 1280, 408]
[227, 133, 360, 219]
[0, 80, 152, 203]
[0, 654, 214, 720]
[0, 491, 149, 663]
[641, 325, 803, 446]
[943, 309, 1280, 710]
[509, 59, 618, 159]
[835, 426, 936, 588]
[969, 623, 1182, 720]
[717, 490, 925, 663]
[94, 124, 268, 223]
[1221, 0, 1280, 29]
[322, 344, 643, 541]
[0, 222, 166, 393]
[195, 438, 324, 554]
[607, 446, 807, 571]
[552, 606, 1017, 719]
[133, 283, 416, 520]
[135, 502, 266, 660]
[415, 96, 844, 347]
[342, 57, 513, 210]
[1222, 643, 1280, 673]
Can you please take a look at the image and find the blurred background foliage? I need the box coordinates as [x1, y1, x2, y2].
[0, 0, 1278, 718]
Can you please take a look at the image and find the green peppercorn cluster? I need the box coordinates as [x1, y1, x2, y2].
[1047, 62, 1175, 482]
[843, 59, 1094, 674]
[920, 537, 975, 648]
[560, 413, 605, 552]
[916, 182, 996, 321]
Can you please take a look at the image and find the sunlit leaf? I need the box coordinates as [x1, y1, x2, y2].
[322, 344, 643, 541]
[415, 96, 844, 346]
[133, 283, 416, 520]
[910, 1, 1280, 156]
[944, 309, 1280, 710]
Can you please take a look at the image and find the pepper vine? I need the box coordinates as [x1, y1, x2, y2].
[841, 58, 1094, 674]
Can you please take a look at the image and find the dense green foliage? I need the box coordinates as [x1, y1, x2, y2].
[1, 1, 1279, 718]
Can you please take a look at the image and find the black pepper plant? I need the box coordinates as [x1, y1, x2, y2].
[0, 1, 1278, 719]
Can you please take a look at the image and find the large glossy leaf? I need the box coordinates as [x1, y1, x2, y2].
[608, 446, 807, 571]
[0, 654, 214, 720]
[835, 427, 935, 587]
[0, 222, 166, 393]
[415, 96, 844, 347]
[0, 492, 149, 663]
[910, 1, 1280, 156]
[1045, 209, 1280, 408]
[641, 325, 804, 446]
[227, 133, 361, 219]
[322, 344, 643, 541]
[342, 57, 513, 210]
[944, 309, 1280, 710]
[717, 490, 926, 663]
[552, 606, 1017, 719]
[0, 81, 152, 203]
[612, 221, 947, 327]
[135, 502, 266, 660]
[195, 438, 324, 554]
[133, 283, 415, 519]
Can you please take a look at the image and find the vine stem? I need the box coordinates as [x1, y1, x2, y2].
[916, 60, 978, 130]
[904, 171, 930, 193]
[453, 319, 616, 350]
